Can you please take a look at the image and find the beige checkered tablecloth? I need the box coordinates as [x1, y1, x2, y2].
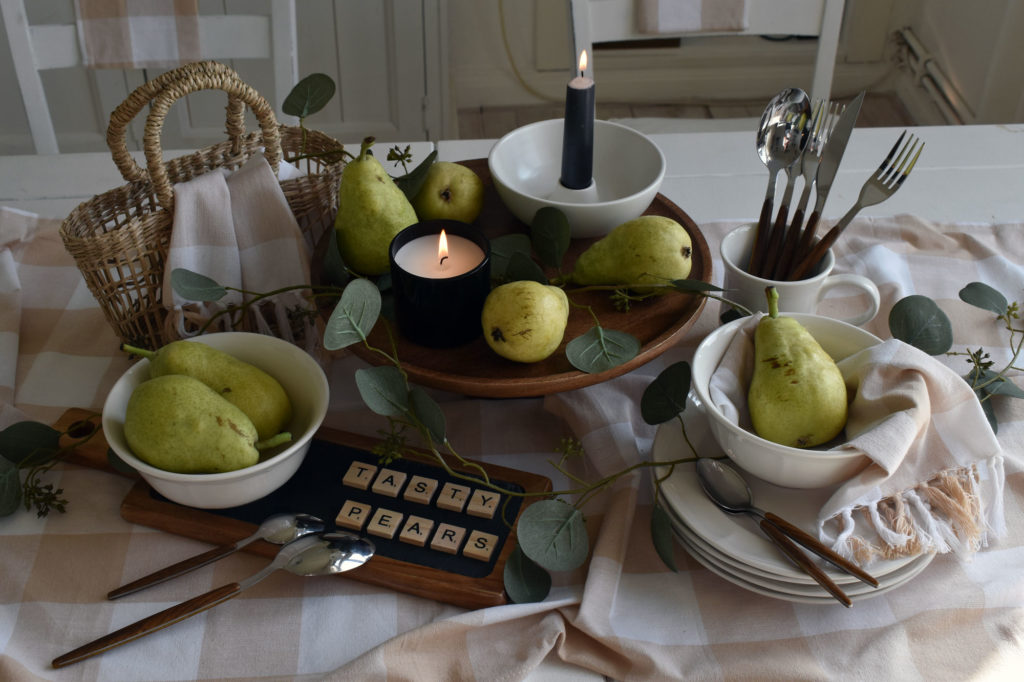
[2, 207, 1023, 681]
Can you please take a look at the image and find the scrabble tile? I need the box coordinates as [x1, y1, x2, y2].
[430, 523, 466, 554]
[398, 515, 435, 547]
[342, 461, 377, 490]
[371, 468, 408, 498]
[436, 482, 471, 512]
[466, 489, 501, 519]
[404, 475, 439, 505]
[335, 500, 372, 531]
[463, 530, 500, 562]
[367, 507, 404, 539]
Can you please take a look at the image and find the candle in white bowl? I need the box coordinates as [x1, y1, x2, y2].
[560, 49, 595, 190]
[393, 229, 485, 279]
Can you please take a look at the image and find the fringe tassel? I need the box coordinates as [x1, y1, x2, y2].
[827, 457, 1006, 564]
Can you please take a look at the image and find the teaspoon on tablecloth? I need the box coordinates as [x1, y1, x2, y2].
[695, 458, 878, 607]
[53, 532, 375, 668]
[107, 512, 327, 599]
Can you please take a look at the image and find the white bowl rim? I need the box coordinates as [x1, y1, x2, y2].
[692, 313, 883, 462]
[487, 118, 666, 208]
[102, 332, 329, 483]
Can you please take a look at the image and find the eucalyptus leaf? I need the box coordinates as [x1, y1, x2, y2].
[888, 295, 953, 355]
[968, 368, 1024, 399]
[975, 387, 999, 434]
[506, 251, 548, 284]
[0, 457, 20, 516]
[321, 230, 349, 288]
[489, 234, 533, 280]
[503, 544, 552, 603]
[394, 150, 438, 201]
[409, 386, 447, 445]
[0, 421, 61, 467]
[650, 504, 678, 572]
[282, 73, 336, 118]
[670, 279, 724, 294]
[959, 282, 1007, 316]
[324, 278, 382, 350]
[516, 499, 589, 572]
[170, 268, 227, 303]
[641, 361, 691, 425]
[531, 207, 571, 269]
[566, 327, 641, 374]
[354, 366, 410, 417]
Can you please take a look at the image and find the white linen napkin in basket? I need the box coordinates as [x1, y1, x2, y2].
[162, 154, 315, 346]
[708, 314, 1006, 565]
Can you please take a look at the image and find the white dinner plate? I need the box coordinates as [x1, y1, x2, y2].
[651, 393, 921, 582]
[668, 501, 935, 597]
[674, 522, 935, 605]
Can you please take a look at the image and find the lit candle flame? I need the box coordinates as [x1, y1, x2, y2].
[438, 229, 449, 268]
[578, 50, 588, 76]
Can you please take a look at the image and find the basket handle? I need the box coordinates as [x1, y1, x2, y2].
[107, 61, 251, 184]
[140, 64, 282, 211]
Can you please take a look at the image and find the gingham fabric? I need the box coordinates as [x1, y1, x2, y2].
[2, 209, 1022, 681]
[74, 0, 201, 69]
[637, 0, 749, 34]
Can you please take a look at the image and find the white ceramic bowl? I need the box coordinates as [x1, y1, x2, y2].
[487, 119, 666, 238]
[692, 313, 882, 489]
[102, 332, 329, 509]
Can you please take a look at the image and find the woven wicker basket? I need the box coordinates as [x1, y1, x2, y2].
[60, 61, 345, 350]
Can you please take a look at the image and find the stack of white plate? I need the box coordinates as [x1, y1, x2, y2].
[651, 395, 934, 605]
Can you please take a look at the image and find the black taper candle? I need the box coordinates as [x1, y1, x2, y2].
[559, 56, 595, 190]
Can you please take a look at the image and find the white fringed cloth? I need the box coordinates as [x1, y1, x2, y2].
[708, 316, 1006, 565]
[637, 0, 749, 34]
[74, 0, 200, 69]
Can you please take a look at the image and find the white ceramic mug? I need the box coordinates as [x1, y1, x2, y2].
[720, 225, 880, 326]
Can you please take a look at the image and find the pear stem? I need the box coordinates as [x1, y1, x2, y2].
[765, 286, 780, 318]
[120, 343, 156, 359]
[357, 136, 375, 162]
[256, 432, 292, 450]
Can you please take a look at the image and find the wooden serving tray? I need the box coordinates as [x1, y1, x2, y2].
[53, 410, 552, 610]
[323, 158, 713, 398]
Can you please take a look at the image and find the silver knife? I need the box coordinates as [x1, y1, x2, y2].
[786, 91, 865, 276]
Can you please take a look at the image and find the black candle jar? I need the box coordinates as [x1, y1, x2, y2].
[388, 220, 491, 348]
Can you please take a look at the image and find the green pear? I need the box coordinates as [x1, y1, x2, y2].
[124, 375, 290, 474]
[122, 341, 292, 441]
[482, 281, 569, 363]
[412, 161, 485, 223]
[748, 287, 848, 448]
[569, 215, 692, 291]
[334, 137, 418, 275]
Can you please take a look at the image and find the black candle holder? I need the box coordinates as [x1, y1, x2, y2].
[389, 221, 491, 349]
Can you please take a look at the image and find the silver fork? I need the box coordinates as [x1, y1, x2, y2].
[788, 130, 923, 280]
[770, 100, 842, 278]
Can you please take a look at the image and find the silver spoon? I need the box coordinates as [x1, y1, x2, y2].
[748, 88, 811, 276]
[53, 532, 375, 668]
[107, 512, 327, 599]
[695, 458, 878, 607]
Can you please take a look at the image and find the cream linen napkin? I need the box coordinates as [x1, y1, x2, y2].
[162, 154, 315, 346]
[637, 0, 749, 34]
[708, 314, 1006, 565]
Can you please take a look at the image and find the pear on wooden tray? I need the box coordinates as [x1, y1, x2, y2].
[748, 287, 848, 448]
[568, 215, 692, 292]
[334, 136, 418, 276]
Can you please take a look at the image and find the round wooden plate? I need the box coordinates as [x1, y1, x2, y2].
[329, 158, 712, 398]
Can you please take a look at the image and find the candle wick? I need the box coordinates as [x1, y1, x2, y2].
[439, 255, 449, 267]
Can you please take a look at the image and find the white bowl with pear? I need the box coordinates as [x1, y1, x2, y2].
[691, 312, 882, 489]
[487, 119, 665, 238]
[102, 332, 329, 509]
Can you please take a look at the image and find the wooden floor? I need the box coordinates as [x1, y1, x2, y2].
[457, 92, 915, 140]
